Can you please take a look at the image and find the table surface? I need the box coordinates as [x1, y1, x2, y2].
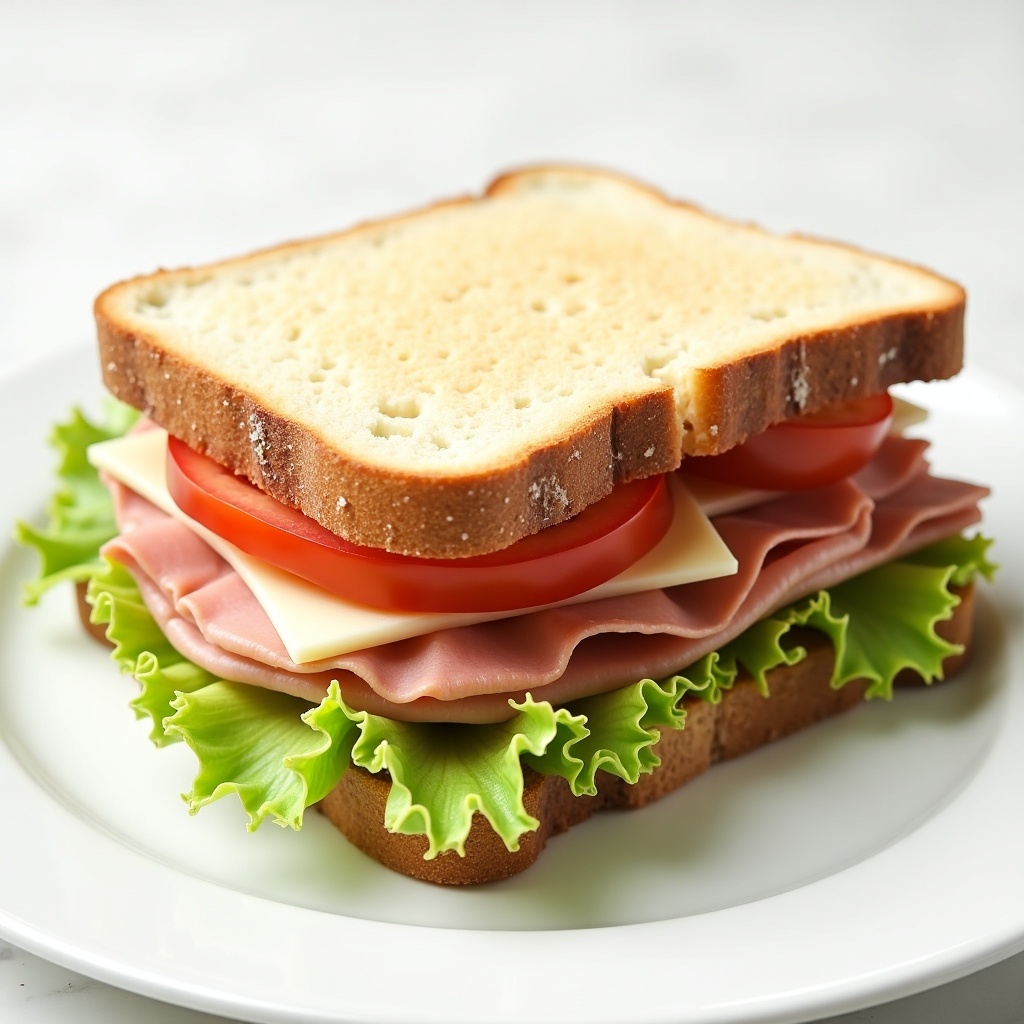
[2, 2, 1022, 1022]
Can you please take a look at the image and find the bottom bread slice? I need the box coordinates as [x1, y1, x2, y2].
[317, 583, 976, 885]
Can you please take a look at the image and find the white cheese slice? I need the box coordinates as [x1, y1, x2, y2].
[678, 476, 776, 518]
[88, 429, 738, 664]
[890, 394, 928, 433]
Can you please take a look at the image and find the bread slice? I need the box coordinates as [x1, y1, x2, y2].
[317, 582, 975, 885]
[95, 166, 964, 557]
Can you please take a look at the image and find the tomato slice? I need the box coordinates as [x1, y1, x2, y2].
[685, 392, 894, 491]
[165, 436, 673, 613]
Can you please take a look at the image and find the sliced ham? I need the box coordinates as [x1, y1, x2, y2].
[101, 437, 987, 723]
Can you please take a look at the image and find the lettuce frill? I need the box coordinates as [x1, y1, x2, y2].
[15, 403, 137, 604]
[17, 407, 996, 858]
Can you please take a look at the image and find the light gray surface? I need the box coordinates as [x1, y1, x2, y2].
[2, 1, 1022, 1021]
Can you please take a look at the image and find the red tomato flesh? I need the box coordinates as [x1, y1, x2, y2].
[686, 392, 894, 491]
[165, 436, 674, 613]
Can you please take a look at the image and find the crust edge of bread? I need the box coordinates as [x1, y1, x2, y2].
[93, 166, 965, 558]
[316, 581, 976, 885]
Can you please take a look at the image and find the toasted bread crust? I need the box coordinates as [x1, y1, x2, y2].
[95, 166, 964, 558]
[317, 582, 975, 884]
[688, 307, 963, 454]
[94, 318, 679, 558]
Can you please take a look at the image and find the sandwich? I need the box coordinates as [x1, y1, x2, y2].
[18, 166, 993, 884]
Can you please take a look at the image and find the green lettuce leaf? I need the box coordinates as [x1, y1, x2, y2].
[291, 681, 364, 807]
[15, 403, 138, 604]
[526, 659, 722, 796]
[715, 615, 809, 697]
[348, 693, 581, 857]
[826, 560, 963, 698]
[164, 681, 352, 830]
[903, 532, 997, 587]
[87, 557, 217, 745]
[771, 561, 962, 700]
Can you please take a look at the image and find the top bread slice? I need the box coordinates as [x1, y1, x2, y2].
[95, 166, 964, 558]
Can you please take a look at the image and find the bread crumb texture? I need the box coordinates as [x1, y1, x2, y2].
[95, 167, 964, 556]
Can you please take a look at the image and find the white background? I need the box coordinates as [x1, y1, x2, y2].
[1, 1, 1022, 1021]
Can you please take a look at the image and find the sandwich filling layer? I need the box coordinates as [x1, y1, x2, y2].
[17, 404, 993, 861]
[99, 434, 985, 722]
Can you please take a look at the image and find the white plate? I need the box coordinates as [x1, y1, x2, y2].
[0, 347, 1021, 1024]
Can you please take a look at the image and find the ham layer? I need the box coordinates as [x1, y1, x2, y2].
[101, 437, 987, 723]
